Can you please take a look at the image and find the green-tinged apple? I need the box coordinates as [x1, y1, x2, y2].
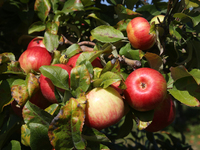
[27, 37, 45, 49]
[124, 68, 167, 111]
[126, 17, 156, 50]
[29, 89, 52, 109]
[39, 64, 72, 103]
[85, 87, 125, 130]
[18, 47, 52, 73]
[145, 94, 176, 132]
[66, 53, 103, 68]
[150, 15, 165, 36]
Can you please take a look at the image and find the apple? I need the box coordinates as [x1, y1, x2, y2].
[29, 89, 52, 109]
[150, 15, 165, 36]
[66, 53, 103, 68]
[145, 94, 176, 132]
[110, 80, 124, 95]
[27, 37, 45, 49]
[85, 87, 125, 130]
[39, 64, 72, 103]
[124, 67, 167, 111]
[126, 17, 156, 50]
[18, 47, 52, 73]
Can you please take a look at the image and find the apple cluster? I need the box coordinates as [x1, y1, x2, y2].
[13, 31, 175, 133]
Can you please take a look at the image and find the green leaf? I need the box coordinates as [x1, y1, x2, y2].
[39, 65, 70, 90]
[30, 123, 52, 150]
[28, 21, 46, 34]
[23, 101, 54, 127]
[185, 0, 199, 9]
[170, 65, 191, 82]
[115, 19, 131, 32]
[70, 64, 91, 97]
[61, 0, 84, 15]
[21, 124, 31, 147]
[88, 13, 110, 26]
[0, 78, 15, 112]
[43, 31, 59, 53]
[0, 53, 15, 64]
[2, 140, 21, 150]
[119, 43, 140, 60]
[91, 25, 125, 43]
[48, 97, 86, 150]
[169, 22, 182, 40]
[189, 69, 200, 85]
[61, 44, 82, 58]
[46, 21, 59, 35]
[144, 52, 163, 71]
[168, 76, 200, 107]
[34, 0, 51, 22]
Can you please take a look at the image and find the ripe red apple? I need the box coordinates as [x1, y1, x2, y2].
[39, 64, 72, 103]
[85, 87, 125, 130]
[66, 53, 103, 68]
[27, 37, 45, 49]
[29, 89, 52, 109]
[126, 17, 156, 50]
[18, 47, 52, 73]
[145, 94, 176, 132]
[124, 68, 167, 111]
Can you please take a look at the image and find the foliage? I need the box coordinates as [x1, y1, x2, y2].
[1, 0, 200, 149]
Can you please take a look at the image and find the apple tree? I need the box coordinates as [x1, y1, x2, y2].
[0, 0, 200, 149]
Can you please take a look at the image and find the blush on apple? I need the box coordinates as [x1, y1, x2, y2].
[85, 87, 125, 130]
[66, 53, 103, 68]
[39, 64, 72, 104]
[145, 94, 176, 132]
[18, 47, 52, 73]
[126, 17, 156, 50]
[124, 67, 167, 112]
[27, 37, 45, 49]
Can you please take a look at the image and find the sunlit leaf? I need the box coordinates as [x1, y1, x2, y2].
[48, 97, 86, 150]
[144, 52, 163, 71]
[91, 25, 125, 43]
[39, 65, 70, 90]
[28, 21, 46, 34]
[21, 124, 30, 147]
[61, 0, 84, 15]
[43, 31, 59, 53]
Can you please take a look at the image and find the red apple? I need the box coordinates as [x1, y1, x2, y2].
[126, 17, 156, 50]
[18, 47, 52, 73]
[66, 53, 103, 68]
[85, 87, 125, 130]
[27, 37, 45, 49]
[29, 89, 52, 109]
[39, 64, 72, 103]
[124, 68, 167, 111]
[145, 94, 176, 132]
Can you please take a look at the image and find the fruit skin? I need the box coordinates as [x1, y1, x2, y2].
[27, 37, 45, 49]
[150, 15, 165, 36]
[124, 68, 167, 112]
[85, 87, 125, 130]
[18, 47, 52, 73]
[110, 80, 124, 95]
[39, 64, 72, 104]
[126, 17, 156, 50]
[145, 94, 176, 132]
[66, 53, 103, 68]
[29, 89, 52, 109]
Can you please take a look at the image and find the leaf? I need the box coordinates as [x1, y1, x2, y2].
[82, 127, 110, 143]
[101, 59, 121, 75]
[189, 69, 200, 85]
[62, 44, 82, 58]
[91, 25, 125, 43]
[119, 43, 140, 60]
[43, 31, 59, 53]
[28, 21, 46, 34]
[88, 13, 110, 26]
[46, 21, 59, 35]
[34, 0, 51, 22]
[29, 123, 52, 150]
[23, 101, 54, 127]
[144, 52, 163, 71]
[170, 65, 191, 82]
[0, 53, 15, 64]
[39, 65, 70, 90]
[21, 124, 31, 147]
[2, 140, 21, 150]
[61, 0, 84, 15]
[168, 76, 200, 107]
[48, 97, 86, 150]
[185, 0, 199, 9]
[115, 19, 131, 32]
[70, 64, 91, 97]
[0, 78, 15, 112]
